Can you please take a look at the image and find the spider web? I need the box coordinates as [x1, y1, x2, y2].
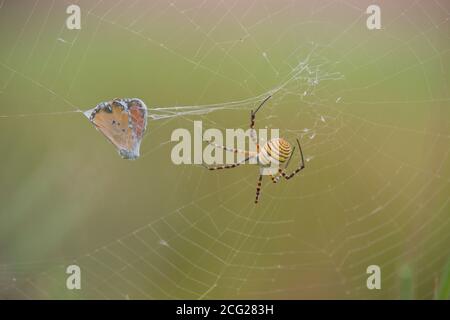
[0, 0, 449, 299]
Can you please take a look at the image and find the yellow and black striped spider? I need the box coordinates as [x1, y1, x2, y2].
[204, 96, 305, 204]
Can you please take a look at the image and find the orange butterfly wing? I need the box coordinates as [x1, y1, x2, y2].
[128, 99, 148, 141]
[89, 98, 148, 159]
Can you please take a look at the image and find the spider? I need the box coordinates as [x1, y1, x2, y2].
[203, 96, 306, 203]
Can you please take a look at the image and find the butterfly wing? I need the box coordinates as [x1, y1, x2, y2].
[127, 98, 148, 142]
[88, 98, 148, 160]
[89, 99, 136, 159]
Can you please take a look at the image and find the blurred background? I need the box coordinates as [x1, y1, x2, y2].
[0, 0, 449, 299]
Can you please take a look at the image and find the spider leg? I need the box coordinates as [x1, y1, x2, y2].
[203, 156, 254, 170]
[252, 95, 272, 117]
[279, 138, 305, 180]
[271, 146, 296, 183]
[250, 111, 258, 147]
[250, 96, 272, 149]
[271, 174, 281, 184]
[207, 140, 257, 157]
[255, 174, 263, 203]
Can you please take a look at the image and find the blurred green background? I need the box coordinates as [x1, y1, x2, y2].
[0, 0, 449, 299]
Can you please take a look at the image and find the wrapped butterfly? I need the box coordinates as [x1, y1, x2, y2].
[84, 98, 148, 160]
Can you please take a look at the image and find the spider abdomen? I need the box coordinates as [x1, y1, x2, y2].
[258, 138, 292, 167]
